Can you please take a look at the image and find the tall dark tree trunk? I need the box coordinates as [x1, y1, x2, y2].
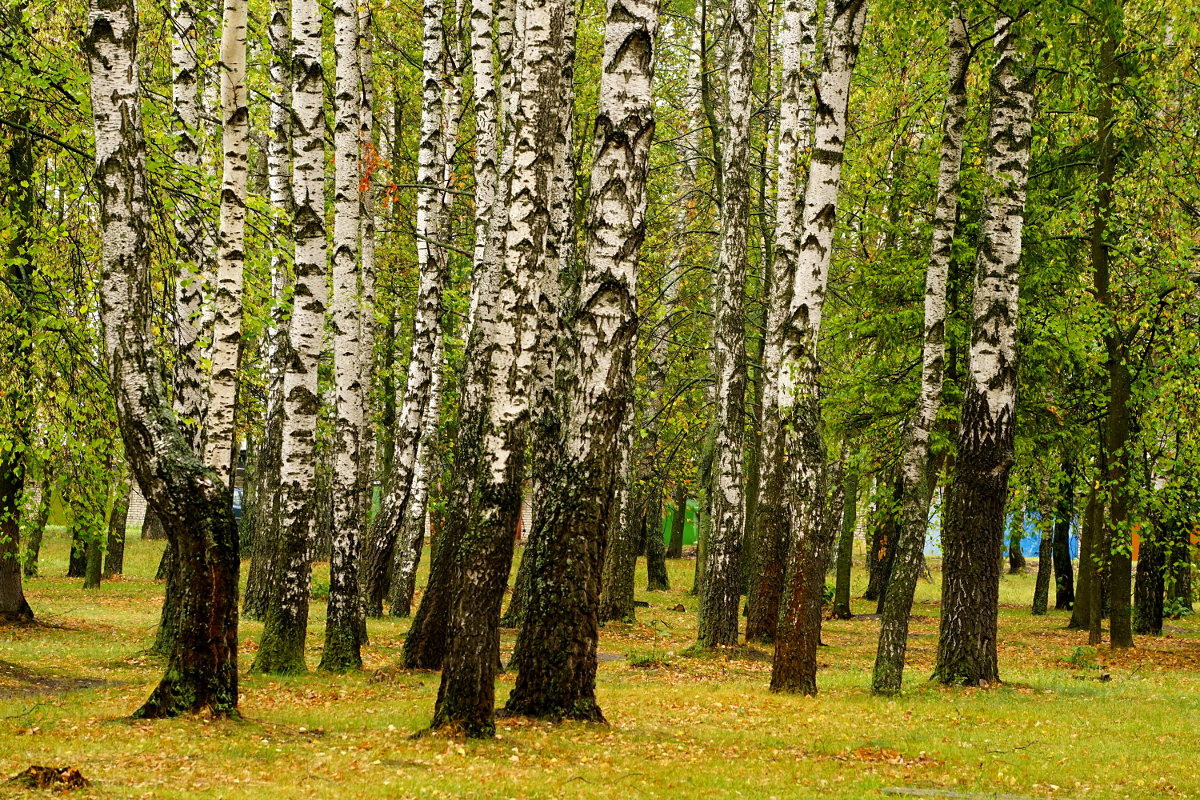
[666, 484, 686, 559]
[68, 523, 88, 578]
[1069, 479, 1100, 629]
[1165, 519, 1193, 616]
[86, 0, 240, 717]
[1052, 474, 1075, 610]
[142, 506, 166, 539]
[401, 515, 457, 668]
[644, 497, 670, 591]
[0, 91, 37, 624]
[387, 510, 424, 617]
[104, 480, 131, 577]
[873, 476, 904, 615]
[1008, 530, 1026, 574]
[1032, 516, 1051, 616]
[1133, 525, 1164, 635]
[831, 469, 859, 620]
[500, 530, 538, 629]
[84, 538, 103, 589]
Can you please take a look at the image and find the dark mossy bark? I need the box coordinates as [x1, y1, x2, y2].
[152, 542, 181, 655]
[933, 391, 1011, 687]
[863, 485, 893, 602]
[84, 539, 103, 589]
[142, 506, 166, 540]
[250, 504, 313, 675]
[1069, 483, 1100, 629]
[0, 107, 35, 624]
[1032, 529, 1051, 616]
[1007, 534, 1026, 574]
[0, 468, 33, 624]
[500, 535, 537, 630]
[873, 476, 904, 615]
[831, 470, 859, 620]
[599, 503, 639, 623]
[666, 483, 686, 559]
[104, 480, 131, 577]
[388, 511, 424, 617]
[744, 436, 788, 643]
[1133, 526, 1163, 636]
[243, 376, 285, 621]
[1052, 479, 1075, 610]
[402, 501, 459, 670]
[644, 496, 670, 591]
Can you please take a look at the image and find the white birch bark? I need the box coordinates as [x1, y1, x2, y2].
[359, 0, 447, 616]
[252, 0, 327, 674]
[469, 0, 499, 295]
[170, 0, 209, 451]
[744, 0, 819, 642]
[771, 0, 868, 694]
[320, 0, 366, 671]
[204, 0, 249, 485]
[873, 7, 969, 695]
[505, 0, 659, 717]
[934, 15, 1036, 685]
[697, 0, 756, 649]
[357, 0, 378, 502]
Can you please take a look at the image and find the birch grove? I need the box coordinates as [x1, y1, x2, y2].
[17, 0, 1200, 764]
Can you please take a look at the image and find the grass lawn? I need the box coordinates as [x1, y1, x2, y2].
[1, 530, 1197, 799]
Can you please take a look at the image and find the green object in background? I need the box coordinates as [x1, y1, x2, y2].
[662, 499, 699, 546]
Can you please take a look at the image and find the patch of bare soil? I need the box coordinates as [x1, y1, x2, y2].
[0, 660, 115, 699]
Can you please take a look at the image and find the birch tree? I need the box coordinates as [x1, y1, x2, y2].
[505, 0, 659, 720]
[360, 0, 447, 619]
[934, 14, 1036, 686]
[251, 0, 327, 675]
[770, 0, 868, 695]
[696, 0, 755, 650]
[871, 7, 970, 695]
[320, 0, 366, 673]
[426, 0, 573, 737]
[203, 0, 248, 484]
[243, 0, 292, 621]
[744, 0, 819, 644]
[85, 0, 239, 716]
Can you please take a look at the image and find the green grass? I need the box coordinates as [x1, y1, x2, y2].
[2, 530, 1197, 799]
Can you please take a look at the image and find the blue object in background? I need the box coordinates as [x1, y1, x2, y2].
[921, 504, 1079, 559]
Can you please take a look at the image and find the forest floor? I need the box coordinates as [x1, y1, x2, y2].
[1, 532, 1197, 800]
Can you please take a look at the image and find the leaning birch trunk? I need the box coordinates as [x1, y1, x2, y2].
[427, 0, 572, 737]
[504, 0, 657, 721]
[204, 0, 249, 485]
[251, 0, 327, 675]
[871, 7, 969, 695]
[933, 15, 1035, 686]
[170, 0, 209, 449]
[770, 0, 868, 695]
[85, 0, 240, 716]
[389, 335, 442, 617]
[320, 0, 366, 673]
[243, 0, 292, 621]
[360, 0, 446, 619]
[696, 0, 755, 650]
[744, 0, 819, 644]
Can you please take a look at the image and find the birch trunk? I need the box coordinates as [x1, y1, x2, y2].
[770, 0, 868, 694]
[320, 0, 366, 673]
[934, 15, 1035, 686]
[871, 7, 968, 695]
[428, 0, 572, 737]
[85, 0, 239, 716]
[170, 0, 209, 451]
[243, 0, 292, 621]
[504, 0, 656, 721]
[204, 0, 248, 484]
[744, 0, 819, 644]
[357, 0, 378, 510]
[251, 0, 328, 675]
[696, 0, 756, 650]
[361, 0, 447, 618]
